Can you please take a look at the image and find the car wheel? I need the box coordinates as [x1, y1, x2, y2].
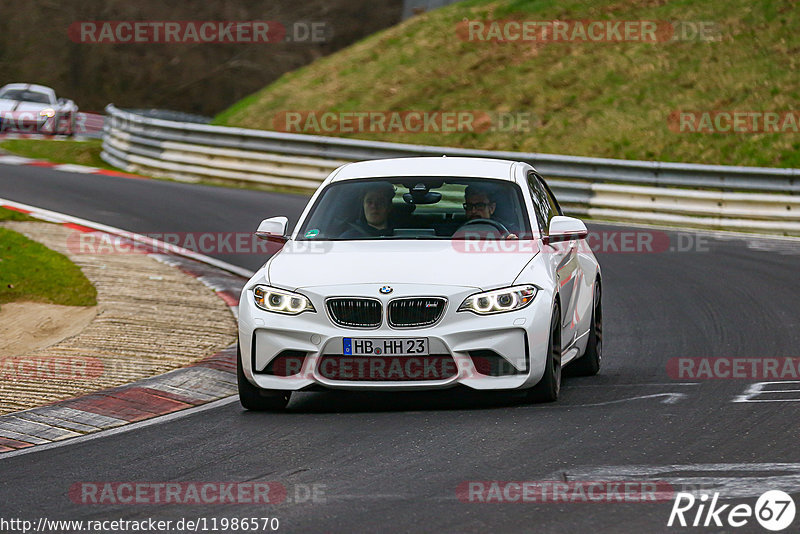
[568, 280, 602, 377]
[526, 306, 562, 403]
[237, 342, 291, 411]
[66, 115, 76, 137]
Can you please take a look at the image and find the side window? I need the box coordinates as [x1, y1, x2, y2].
[526, 172, 553, 235]
[538, 174, 563, 217]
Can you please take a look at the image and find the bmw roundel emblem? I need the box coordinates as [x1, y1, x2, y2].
[379, 286, 393, 294]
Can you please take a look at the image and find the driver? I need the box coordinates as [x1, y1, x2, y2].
[463, 185, 519, 238]
[463, 185, 497, 221]
[339, 182, 395, 238]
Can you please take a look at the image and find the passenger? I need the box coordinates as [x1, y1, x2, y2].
[340, 182, 396, 238]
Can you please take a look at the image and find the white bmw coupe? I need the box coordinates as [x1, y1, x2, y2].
[237, 157, 602, 410]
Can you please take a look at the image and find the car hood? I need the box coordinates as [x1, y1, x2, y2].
[0, 99, 49, 112]
[268, 240, 537, 290]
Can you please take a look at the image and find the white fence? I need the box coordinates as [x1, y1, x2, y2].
[102, 105, 800, 235]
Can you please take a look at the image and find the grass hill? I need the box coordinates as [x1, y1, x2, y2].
[214, 0, 800, 168]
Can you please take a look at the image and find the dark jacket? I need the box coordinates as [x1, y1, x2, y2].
[339, 218, 394, 238]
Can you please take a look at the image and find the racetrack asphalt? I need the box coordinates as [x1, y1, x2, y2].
[1, 165, 800, 533]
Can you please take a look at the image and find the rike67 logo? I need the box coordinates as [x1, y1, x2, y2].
[668, 490, 796, 531]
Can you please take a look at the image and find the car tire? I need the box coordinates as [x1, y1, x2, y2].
[568, 280, 602, 377]
[53, 113, 64, 136]
[66, 115, 76, 137]
[237, 343, 291, 411]
[526, 306, 562, 403]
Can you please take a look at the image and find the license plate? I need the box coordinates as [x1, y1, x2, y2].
[343, 337, 429, 356]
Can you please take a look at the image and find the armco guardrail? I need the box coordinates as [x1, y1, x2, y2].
[102, 104, 800, 235]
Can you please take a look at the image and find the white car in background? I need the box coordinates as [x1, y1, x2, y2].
[237, 157, 602, 410]
[0, 83, 78, 135]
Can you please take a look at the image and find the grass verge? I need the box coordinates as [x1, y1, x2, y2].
[0, 208, 97, 309]
[0, 139, 110, 169]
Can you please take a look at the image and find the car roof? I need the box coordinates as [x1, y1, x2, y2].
[0, 83, 55, 95]
[330, 157, 520, 182]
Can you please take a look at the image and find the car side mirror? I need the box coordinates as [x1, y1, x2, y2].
[255, 216, 289, 244]
[543, 216, 588, 245]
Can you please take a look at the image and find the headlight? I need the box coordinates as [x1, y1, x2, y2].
[253, 285, 315, 315]
[39, 108, 56, 118]
[458, 285, 537, 315]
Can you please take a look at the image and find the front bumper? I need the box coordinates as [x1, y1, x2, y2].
[238, 283, 554, 392]
[0, 112, 50, 133]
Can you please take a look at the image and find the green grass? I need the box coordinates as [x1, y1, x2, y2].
[0, 207, 36, 222]
[0, 209, 97, 308]
[213, 0, 800, 168]
[0, 139, 111, 169]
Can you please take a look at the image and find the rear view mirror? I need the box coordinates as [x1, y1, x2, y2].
[403, 191, 442, 204]
[403, 182, 442, 204]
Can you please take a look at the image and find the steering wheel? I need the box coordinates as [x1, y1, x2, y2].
[457, 218, 510, 237]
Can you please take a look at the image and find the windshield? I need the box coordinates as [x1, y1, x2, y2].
[0, 89, 51, 104]
[297, 177, 531, 240]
